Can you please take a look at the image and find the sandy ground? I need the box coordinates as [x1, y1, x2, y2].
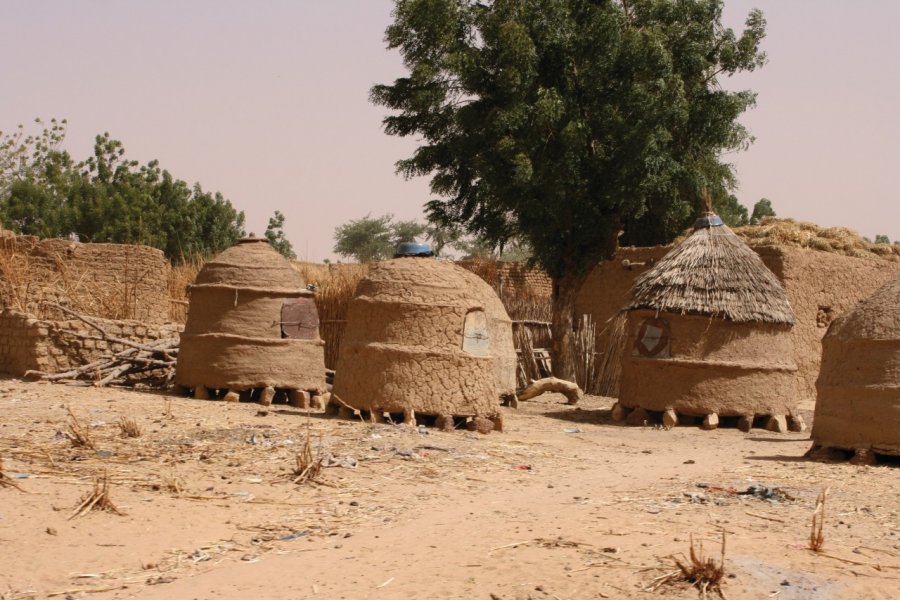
[1, 380, 898, 600]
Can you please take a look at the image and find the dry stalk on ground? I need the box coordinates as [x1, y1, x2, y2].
[69, 472, 124, 519]
[65, 406, 96, 450]
[661, 533, 727, 599]
[0, 455, 25, 491]
[118, 416, 142, 438]
[291, 424, 323, 485]
[810, 487, 830, 552]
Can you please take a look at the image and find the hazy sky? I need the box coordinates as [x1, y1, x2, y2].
[1, 1, 897, 260]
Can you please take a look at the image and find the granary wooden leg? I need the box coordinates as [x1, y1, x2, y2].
[765, 415, 788, 434]
[434, 414, 454, 432]
[369, 410, 385, 424]
[625, 407, 650, 426]
[737, 414, 754, 433]
[850, 448, 876, 466]
[701, 413, 719, 430]
[193, 386, 210, 400]
[662, 408, 679, 429]
[402, 408, 416, 426]
[787, 414, 807, 432]
[490, 415, 504, 433]
[223, 389, 240, 403]
[610, 402, 629, 422]
[259, 386, 276, 407]
[311, 392, 329, 410]
[288, 390, 311, 409]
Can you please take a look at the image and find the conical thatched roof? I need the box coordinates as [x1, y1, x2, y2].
[627, 214, 796, 324]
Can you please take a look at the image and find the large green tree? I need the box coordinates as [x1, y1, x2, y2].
[333, 213, 426, 262]
[1, 128, 245, 261]
[372, 0, 766, 379]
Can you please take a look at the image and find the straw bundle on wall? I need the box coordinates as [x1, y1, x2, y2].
[734, 218, 899, 262]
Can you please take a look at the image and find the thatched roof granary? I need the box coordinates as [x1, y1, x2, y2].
[615, 212, 801, 431]
[809, 276, 900, 464]
[175, 236, 326, 406]
[331, 250, 516, 431]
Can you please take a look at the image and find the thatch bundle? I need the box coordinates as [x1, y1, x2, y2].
[810, 275, 900, 461]
[734, 218, 899, 262]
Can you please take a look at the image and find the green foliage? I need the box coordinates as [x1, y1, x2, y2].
[713, 193, 749, 228]
[333, 213, 427, 262]
[874, 234, 890, 244]
[265, 210, 296, 258]
[373, 0, 767, 275]
[750, 197, 775, 224]
[0, 125, 245, 262]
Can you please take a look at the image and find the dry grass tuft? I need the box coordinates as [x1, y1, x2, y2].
[65, 406, 96, 450]
[0, 455, 25, 491]
[118, 416, 142, 438]
[735, 217, 899, 262]
[669, 533, 727, 599]
[163, 471, 183, 496]
[69, 472, 124, 519]
[809, 487, 829, 552]
[168, 256, 204, 323]
[291, 425, 323, 485]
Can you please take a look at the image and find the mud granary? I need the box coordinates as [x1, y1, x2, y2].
[175, 236, 326, 406]
[614, 212, 801, 432]
[331, 249, 516, 432]
[809, 275, 900, 464]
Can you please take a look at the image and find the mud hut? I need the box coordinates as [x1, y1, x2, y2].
[331, 247, 516, 431]
[175, 236, 326, 406]
[614, 212, 801, 432]
[809, 276, 900, 464]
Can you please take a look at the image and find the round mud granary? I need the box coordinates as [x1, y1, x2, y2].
[615, 212, 801, 432]
[331, 254, 516, 431]
[809, 276, 900, 464]
[175, 236, 326, 405]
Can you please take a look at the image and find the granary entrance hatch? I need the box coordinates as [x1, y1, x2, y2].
[281, 297, 320, 340]
[634, 317, 671, 358]
[463, 309, 491, 356]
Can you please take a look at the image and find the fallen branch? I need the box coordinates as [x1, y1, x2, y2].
[517, 377, 583, 405]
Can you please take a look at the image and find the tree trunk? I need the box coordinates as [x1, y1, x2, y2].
[550, 271, 583, 383]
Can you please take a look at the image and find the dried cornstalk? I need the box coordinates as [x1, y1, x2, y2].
[291, 425, 323, 485]
[118, 416, 142, 438]
[0, 455, 25, 491]
[810, 487, 829, 552]
[574, 314, 596, 392]
[66, 406, 96, 450]
[668, 533, 727, 599]
[69, 472, 123, 519]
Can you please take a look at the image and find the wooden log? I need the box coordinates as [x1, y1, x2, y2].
[610, 402, 628, 422]
[288, 390, 311, 409]
[193, 386, 210, 400]
[737, 415, 754, 433]
[662, 408, 678, 429]
[625, 407, 650, 426]
[765, 415, 788, 434]
[787, 414, 807, 432]
[223, 390, 240, 403]
[369, 410, 386, 424]
[403, 408, 416, 425]
[517, 377, 583, 405]
[701, 413, 719, 431]
[259, 386, 276, 406]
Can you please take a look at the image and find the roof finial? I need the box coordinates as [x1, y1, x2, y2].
[700, 188, 714, 215]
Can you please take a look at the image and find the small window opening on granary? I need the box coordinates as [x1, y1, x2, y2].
[633, 317, 671, 358]
[281, 297, 320, 340]
[462, 309, 491, 356]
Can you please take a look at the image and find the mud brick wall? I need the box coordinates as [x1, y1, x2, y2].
[0, 308, 181, 377]
[457, 260, 553, 299]
[0, 234, 170, 324]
